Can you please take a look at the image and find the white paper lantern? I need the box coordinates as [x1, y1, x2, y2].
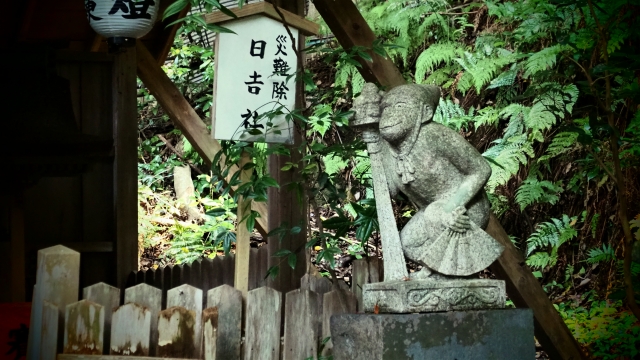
[84, 0, 159, 40]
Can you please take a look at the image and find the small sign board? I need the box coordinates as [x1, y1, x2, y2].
[212, 15, 299, 144]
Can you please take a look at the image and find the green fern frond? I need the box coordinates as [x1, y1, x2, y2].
[425, 66, 455, 86]
[473, 107, 501, 129]
[487, 64, 518, 89]
[434, 98, 474, 131]
[515, 178, 564, 211]
[538, 131, 579, 162]
[526, 214, 577, 256]
[587, 244, 616, 264]
[526, 252, 557, 269]
[455, 50, 517, 93]
[524, 44, 572, 78]
[415, 43, 464, 83]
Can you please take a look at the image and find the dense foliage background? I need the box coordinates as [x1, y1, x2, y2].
[137, 0, 640, 357]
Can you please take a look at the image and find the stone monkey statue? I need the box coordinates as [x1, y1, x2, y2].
[353, 83, 503, 278]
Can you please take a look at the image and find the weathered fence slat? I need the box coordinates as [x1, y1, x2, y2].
[248, 248, 259, 291]
[283, 289, 321, 360]
[40, 301, 59, 360]
[110, 303, 151, 356]
[27, 245, 80, 359]
[201, 258, 213, 301]
[152, 269, 164, 302]
[300, 273, 333, 333]
[211, 256, 224, 289]
[352, 258, 382, 312]
[167, 284, 203, 358]
[322, 289, 357, 356]
[63, 300, 104, 354]
[171, 265, 182, 292]
[202, 307, 219, 360]
[206, 284, 242, 359]
[222, 254, 235, 286]
[163, 266, 173, 309]
[124, 283, 162, 356]
[83, 282, 120, 353]
[157, 306, 196, 358]
[182, 263, 192, 288]
[191, 259, 203, 291]
[244, 287, 283, 360]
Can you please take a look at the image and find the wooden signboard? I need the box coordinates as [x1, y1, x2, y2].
[212, 15, 299, 144]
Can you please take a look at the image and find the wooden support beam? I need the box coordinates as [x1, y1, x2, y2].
[311, 1, 405, 90]
[313, 2, 586, 359]
[113, 46, 139, 290]
[203, 2, 319, 36]
[235, 151, 252, 299]
[265, 0, 308, 295]
[135, 41, 268, 237]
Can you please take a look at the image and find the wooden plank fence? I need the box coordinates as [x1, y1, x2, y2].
[27, 245, 380, 360]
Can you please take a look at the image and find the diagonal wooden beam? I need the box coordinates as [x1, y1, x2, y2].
[313, 1, 586, 359]
[135, 41, 268, 237]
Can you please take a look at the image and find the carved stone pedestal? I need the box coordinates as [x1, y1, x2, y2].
[363, 279, 505, 313]
[330, 309, 534, 360]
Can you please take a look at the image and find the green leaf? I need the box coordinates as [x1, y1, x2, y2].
[266, 265, 279, 279]
[205, 208, 227, 217]
[288, 253, 297, 269]
[216, 230, 236, 256]
[273, 249, 293, 257]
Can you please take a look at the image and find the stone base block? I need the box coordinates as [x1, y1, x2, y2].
[330, 309, 534, 360]
[363, 279, 505, 313]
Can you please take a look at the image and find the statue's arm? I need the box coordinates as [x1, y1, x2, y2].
[433, 125, 491, 213]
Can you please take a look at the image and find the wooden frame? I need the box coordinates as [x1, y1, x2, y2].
[203, 2, 319, 36]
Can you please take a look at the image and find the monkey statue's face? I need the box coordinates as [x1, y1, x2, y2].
[379, 94, 422, 146]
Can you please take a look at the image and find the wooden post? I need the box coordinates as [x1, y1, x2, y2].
[167, 284, 203, 359]
[322, 290, 357, 356]
[135, 40, 269, 236]
[157, 307, 197, 358]
[266, 0, 309, 296]
[110, 303, 151, 356]
[235, 151, 253, 299]
[113, 44, 138, 290]
[63, 300, 105, 355]
[202, 308, 219, 360]
[83, 282, 121, 353]
[244, 287, 283, 360]
[312, 2, 586, 359]
[207, 285, 242, 360]
[283, 289, 321, 360]
[124, 283, 162, 356]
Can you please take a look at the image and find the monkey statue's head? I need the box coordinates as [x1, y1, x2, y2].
[378, 84, 440, 147]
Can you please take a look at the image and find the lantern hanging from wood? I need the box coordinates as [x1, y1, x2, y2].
[84, 0, 158, 47]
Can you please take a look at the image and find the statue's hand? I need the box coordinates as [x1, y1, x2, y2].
[445, 206, 471, 233]
[353, 83, 382, 124]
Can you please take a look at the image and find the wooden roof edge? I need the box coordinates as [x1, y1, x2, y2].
[202, 2, 320, 36]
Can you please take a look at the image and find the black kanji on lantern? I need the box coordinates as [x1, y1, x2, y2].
[250, 40, 267, 59]
[273, 58, 290, 76]
[85, 0, 102, 22]
[6, 324, 29, 360]
[272, 81, 289, 100]
[275, 35, 287, 56]
[241, 109, 264, 130]
[109, 0, 155, 19]
[245, 71, 264, 95]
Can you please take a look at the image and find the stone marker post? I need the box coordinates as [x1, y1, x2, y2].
[27, 245, 80, 360]
[350, 85, 408, 281]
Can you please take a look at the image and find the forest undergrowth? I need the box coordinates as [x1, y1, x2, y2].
[137, 0, 640, 358]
